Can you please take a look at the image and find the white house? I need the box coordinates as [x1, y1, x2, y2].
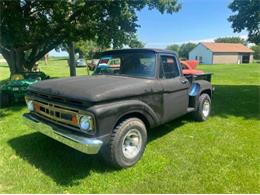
[189, 42, 254, 64]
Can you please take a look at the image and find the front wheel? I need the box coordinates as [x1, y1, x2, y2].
[192, 93, 211, 121]
[102, 118, 147, 168]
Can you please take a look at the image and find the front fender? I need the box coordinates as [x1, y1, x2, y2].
[87, 99, 159, 137]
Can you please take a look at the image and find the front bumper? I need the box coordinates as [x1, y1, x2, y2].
[23, 113, 103, 154]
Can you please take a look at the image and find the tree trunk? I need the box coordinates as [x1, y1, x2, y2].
[68, 42, 76, 76]
[1, 49, 25, 75]
[44, 53, 49, 65]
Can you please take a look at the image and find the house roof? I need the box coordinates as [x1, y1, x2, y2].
[201, 42, 254, 53]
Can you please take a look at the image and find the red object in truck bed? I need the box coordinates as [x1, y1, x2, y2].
[180, 60, 204, 75]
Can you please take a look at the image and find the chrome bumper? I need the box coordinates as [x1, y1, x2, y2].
[23, 113, 103, 154]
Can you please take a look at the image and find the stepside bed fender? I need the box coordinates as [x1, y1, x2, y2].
[188, 80, 213, 108]
[87, 99, 160, 137]
[189, 80, 213, 97]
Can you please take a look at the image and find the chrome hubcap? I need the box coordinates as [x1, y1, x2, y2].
[202, 100, 210, 117]
[122, 129, 142, 159]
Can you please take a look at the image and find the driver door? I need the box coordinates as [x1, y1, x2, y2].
[159, 55, 190, 123]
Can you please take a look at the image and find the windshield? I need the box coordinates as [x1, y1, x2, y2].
[93, 52, 156, 78]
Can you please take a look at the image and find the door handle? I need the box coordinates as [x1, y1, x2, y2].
[181, 80, 187, 84]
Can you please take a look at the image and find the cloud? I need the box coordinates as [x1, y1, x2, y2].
[184, 37, 216, 44]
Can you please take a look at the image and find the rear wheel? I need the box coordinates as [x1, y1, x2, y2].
[102, 118, 147, 168]
[192, 93, 211, 121]
[0, 92, 10, 108]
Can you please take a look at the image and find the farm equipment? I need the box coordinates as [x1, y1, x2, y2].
[0, 72, 49, 108]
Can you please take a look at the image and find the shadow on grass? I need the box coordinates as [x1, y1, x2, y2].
[148, 116, 188, 142]
[7, 84, 260, 186]
[0, 105, 25, 119]
[8, 118, 186, 186]
[212, 85, 260, 119]
[8, 132, 112, 185]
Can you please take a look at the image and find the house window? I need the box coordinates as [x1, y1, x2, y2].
[241, 54, 250, 63]
[199, 56, 203, 63]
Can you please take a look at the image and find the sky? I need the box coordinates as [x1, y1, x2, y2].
[50, 0, 247, 56]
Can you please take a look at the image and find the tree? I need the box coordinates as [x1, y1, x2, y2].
[179, 43, 196, 59]
[0, 0, 181, 75]
[55, 40, 103, 76]
[251, 45, 260, 60]
[228, 0, 260, 44]
[166, 43, 196, 58]
[68, 42, 76, 77]
[214, 37, 247, 45]
[44, 53, 48, 65]
[166, 44, 180, 53]
[75, 40, 102, 59]
[128, 36, 145, 49]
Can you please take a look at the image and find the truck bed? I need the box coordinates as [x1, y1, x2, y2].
[185, 73, 212, 83]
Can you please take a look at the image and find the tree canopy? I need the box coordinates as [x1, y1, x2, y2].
[179, 43, 196, 59]
[166, 44, 180, 53]
[166, 43, 196, 59]
[228, 0, 260, 44]
[74, 40, 101, 59]
[0, 0, 181, 75]
[128, 36, 145, 49]
[214, 37, 247, 45]
[251, 45, 260, 60]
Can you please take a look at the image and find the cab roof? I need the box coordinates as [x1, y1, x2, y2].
[101, 48, 178, 56]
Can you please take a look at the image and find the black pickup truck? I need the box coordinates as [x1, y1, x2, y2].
[24, 49, 213, 168]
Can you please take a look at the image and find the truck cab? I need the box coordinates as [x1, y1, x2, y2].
[24, 49, 213, 168]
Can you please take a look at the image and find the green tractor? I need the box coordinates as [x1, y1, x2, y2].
[0, 72, 49, 108]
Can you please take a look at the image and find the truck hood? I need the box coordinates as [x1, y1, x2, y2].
[29, 75, 161, 103]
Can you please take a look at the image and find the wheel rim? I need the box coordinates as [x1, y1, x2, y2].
[202, 100, 210, 117]
[122, 129, 142, 159]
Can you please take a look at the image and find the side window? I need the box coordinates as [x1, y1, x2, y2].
[160, 56, 180, 79]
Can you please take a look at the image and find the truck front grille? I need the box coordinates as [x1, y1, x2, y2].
[33, 99, 80, 130]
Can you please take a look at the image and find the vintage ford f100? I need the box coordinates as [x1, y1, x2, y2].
[24, 49, 213, 168]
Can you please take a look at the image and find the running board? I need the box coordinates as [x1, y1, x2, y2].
[187, 107, 195, 112]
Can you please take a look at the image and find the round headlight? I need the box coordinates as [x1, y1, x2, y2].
[27, 100, 34, 111]
[79, 116, 92, 131]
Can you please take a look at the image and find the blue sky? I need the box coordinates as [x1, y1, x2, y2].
[50, 0, 247, 56]
[136, 0, 247, 48]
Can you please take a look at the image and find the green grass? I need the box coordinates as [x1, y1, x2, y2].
[0, 59, 260, 193]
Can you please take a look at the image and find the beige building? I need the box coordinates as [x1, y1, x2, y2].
[189, 42, 254, 64]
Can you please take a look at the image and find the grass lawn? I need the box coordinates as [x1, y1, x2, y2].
[0, 59, 260, 193]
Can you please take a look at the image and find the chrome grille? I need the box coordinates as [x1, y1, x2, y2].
[33, 100, 80, 128]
